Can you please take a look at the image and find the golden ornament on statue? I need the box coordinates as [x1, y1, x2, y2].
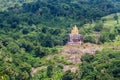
[71, 25, 79, 34]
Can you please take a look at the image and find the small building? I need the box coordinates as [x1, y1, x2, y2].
[67, 25, 83, 45]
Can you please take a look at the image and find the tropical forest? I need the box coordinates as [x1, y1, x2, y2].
[0, 0, 120, 80]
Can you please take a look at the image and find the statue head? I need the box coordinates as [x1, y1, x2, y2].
[71, 25, 79, 34]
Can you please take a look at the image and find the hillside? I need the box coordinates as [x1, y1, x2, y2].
[34, 12, 120, 78]
[0, 0, 36, 11]
[0, 0, 120, 48]
[30, 13, 120, 79]
[0, 0, 120, 80]
[0, 12, 120, 79]
[1, 0, 120, 27]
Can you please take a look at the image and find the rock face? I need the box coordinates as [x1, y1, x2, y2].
[62, 43, 102, 64]
[67, 25, 83, 45]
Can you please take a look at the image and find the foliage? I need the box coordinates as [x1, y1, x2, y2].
[94, 21, 103, 32]
[114, 13, 119, 24]
[62, 70, 76, 80]
[31, 65, 64, 80]
[84, 36, 96, 43]
[0, 0, 36, 11]
[0, 0, 120, 80]
[79, 50, 120, 80]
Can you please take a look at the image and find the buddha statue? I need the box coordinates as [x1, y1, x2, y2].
[67, 25, 83, 45]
